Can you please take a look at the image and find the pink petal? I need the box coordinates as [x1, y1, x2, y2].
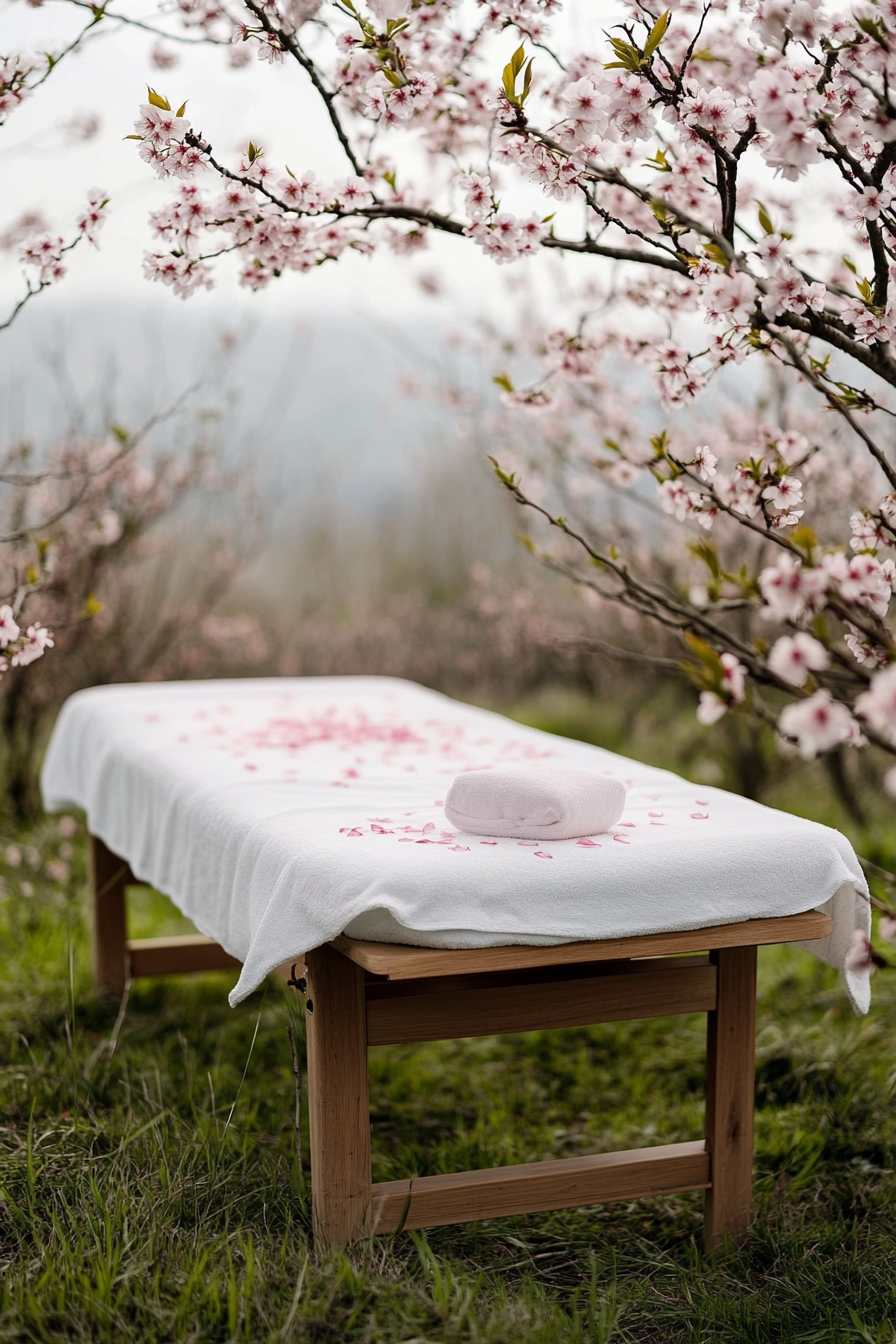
[619, 821, 636, 827]
[690, 812, 709, 820]
[422, 821, 436, 834]
[648, 811, 664, 817]
[576, 838, 600, 847]
[518, 841, 538, 847]
[613, 834, 630, 844]
[450, 844, 471, 852]
[480, 840, 498, 845]
[534, 851, 553, 859]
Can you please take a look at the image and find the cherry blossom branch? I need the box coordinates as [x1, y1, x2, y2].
[241, 0, 364, 176]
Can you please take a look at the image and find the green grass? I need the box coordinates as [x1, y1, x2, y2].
[2, 719, 896, 1341]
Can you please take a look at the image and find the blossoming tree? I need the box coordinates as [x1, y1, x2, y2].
[121, 0, 896, 800]
[1, 12, 116, 677]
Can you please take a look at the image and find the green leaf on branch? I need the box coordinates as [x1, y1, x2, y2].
[176, 101, 188, 118]
[757, 200, 775, 235]
[604, 35, 641, 71]
[516, 533, 535, 552]
[493, 373, 514, 392]
[501, 45, 534, 108]
[702, 242, 729, 267]
[643, 10, 671, 59]
[682, 631, 722, 669]
[855, 276, 874, 304]
[856, 14, 889, 45]
[246, 141, 263, 162]
[791, 524, 817, 556]
[843, 255, 858, 274]
[488, 454, 517, 486]
[146, 87, 171, 111]
[687, 538, 721, 580]
[643, 149, 671, 172]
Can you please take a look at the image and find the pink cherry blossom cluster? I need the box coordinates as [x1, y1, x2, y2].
[0, 608, 54, 674]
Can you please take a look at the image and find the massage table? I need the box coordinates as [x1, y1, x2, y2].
[41, 677, 870, 1250]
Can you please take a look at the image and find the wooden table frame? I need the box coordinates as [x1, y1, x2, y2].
[89, 834, 832, 1251]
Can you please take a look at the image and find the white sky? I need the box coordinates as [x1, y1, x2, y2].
[0, 0, 619, 324]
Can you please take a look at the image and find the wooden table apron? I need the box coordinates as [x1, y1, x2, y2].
[88, 834, 833, 1250]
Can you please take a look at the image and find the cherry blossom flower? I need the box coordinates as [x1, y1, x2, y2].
[762, 475, 803, 510]
[10, 623, 54, 668]
[758, 554, 827, 622]
[855, 664, 896, 744]
[844, 929, 878, 975]
[768, 633, 830, 687]
[693, 445, 718, 481]
[778, 691, 860, 759]
[697, 691, 728, 725]
[0, 606, 19, 648]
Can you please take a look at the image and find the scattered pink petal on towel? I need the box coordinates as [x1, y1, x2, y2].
[648, 811, 663, 817]
[480, 840, 498, 845]
[449, 844, 470, 852]
[518, 841, 539, 846]
[576, 838, 600, 847]
[534, 851, 553, 859]
[368, 817, 393, 823]
[613, 834, 630, 844]
[244, 764, 258, 771]
[695, 799, 709, 805]
[370, 825, 392, 834]
[422, 822, 436, 834]
[619, 821, 636, 827]
[650, 821, 666, 826]
[339, 827, 363, 837]
[691, 813, 709, 820]
[434, 799, 444, 806]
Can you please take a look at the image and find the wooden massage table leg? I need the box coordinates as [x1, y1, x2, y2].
[704, 944, 757, 1249]
[90, 835, 132, 998]
[304, 943, 373, 1248]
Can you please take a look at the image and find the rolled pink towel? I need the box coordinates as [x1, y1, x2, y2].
[444, 767, 626, 841]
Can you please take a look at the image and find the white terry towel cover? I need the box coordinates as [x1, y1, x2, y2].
[444, 767, 627, 841]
